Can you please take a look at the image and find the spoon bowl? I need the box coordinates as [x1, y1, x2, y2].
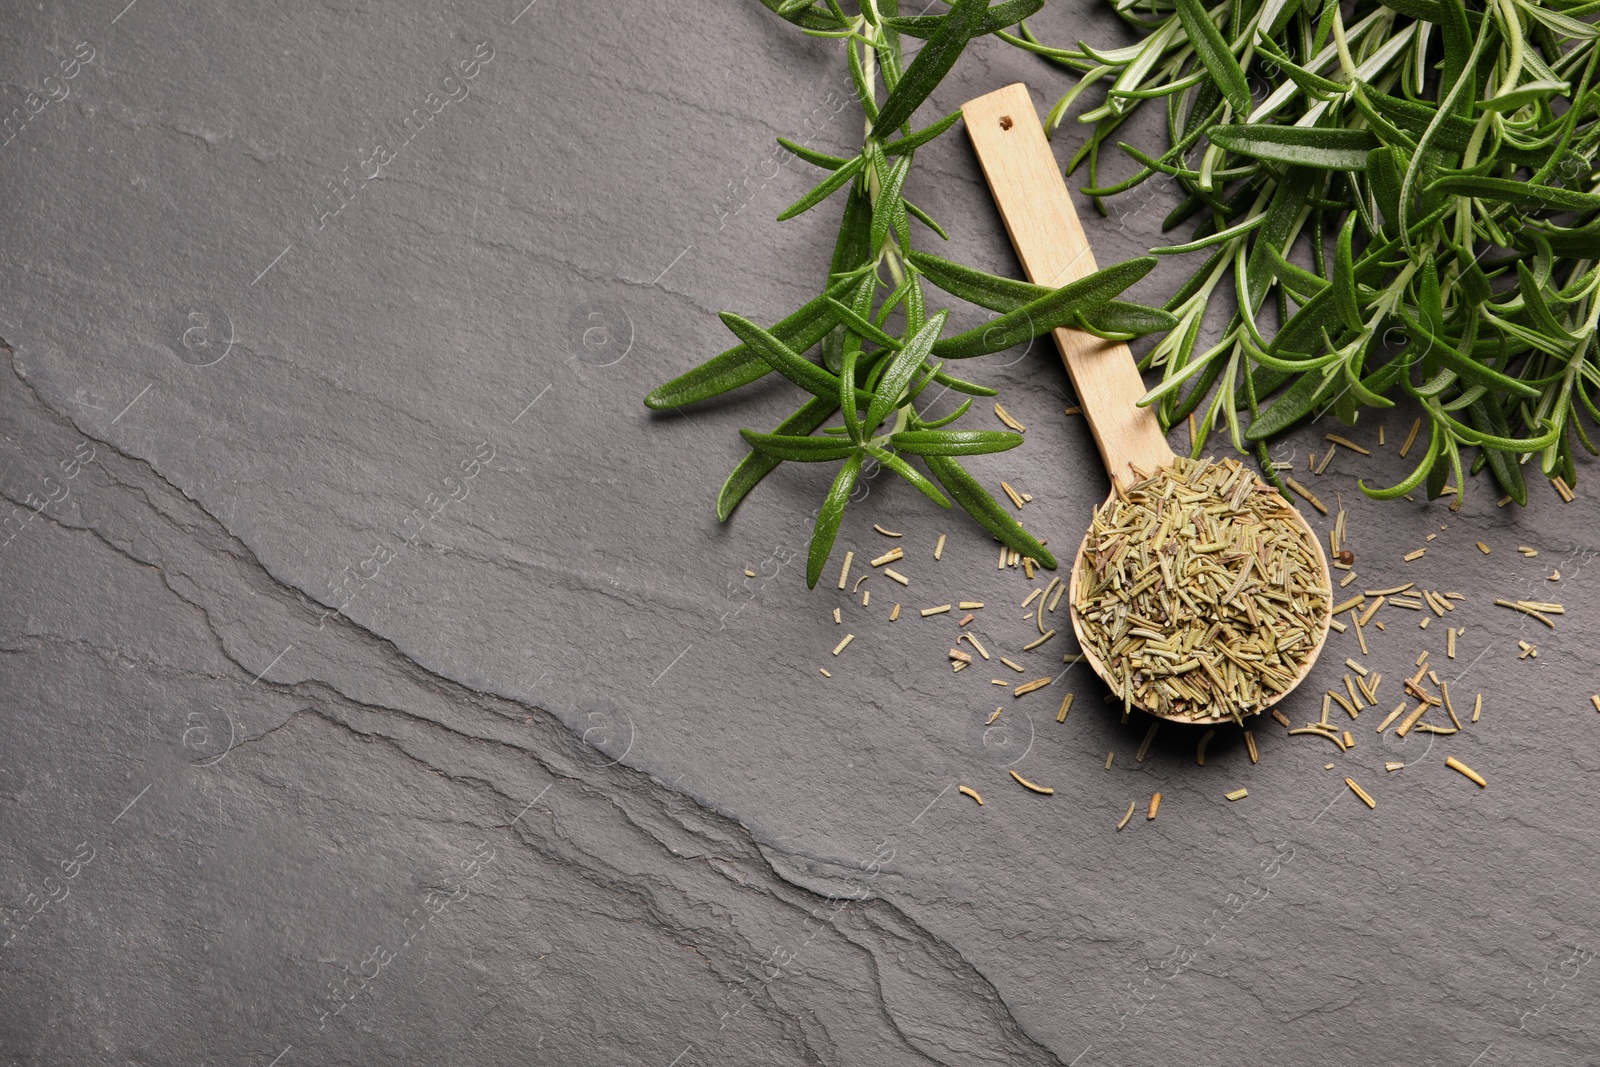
[1064, 479, 1333, 723]
[964, 83, 1333, 723]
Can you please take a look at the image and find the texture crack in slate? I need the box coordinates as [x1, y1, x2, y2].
[0, 357, 1059, 1065]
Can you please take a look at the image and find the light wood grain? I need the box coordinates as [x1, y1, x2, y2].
[962, 82, 1175, 490]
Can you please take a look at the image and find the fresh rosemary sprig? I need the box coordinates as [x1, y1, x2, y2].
[646, 0, 1175, 587]
[1024, 0, 1600, 505]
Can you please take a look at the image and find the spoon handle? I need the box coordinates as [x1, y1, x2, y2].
[963, 82, 1176, 490]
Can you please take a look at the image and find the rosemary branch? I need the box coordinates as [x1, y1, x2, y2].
[647, 0, 1175, 586]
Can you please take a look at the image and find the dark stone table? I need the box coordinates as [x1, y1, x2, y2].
[3, 2, 1595, 1064]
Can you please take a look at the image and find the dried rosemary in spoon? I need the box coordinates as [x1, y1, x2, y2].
[1074, 456, 1330, 723]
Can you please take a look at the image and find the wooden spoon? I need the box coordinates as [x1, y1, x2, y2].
[962, 82, 1332, 723]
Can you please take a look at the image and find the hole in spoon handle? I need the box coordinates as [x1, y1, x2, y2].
[962, 82, 1176, 490]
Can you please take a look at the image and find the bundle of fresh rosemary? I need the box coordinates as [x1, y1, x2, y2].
[650, 0, 1595, 590]
[1019, 0, 1600, 504]
[645, 0, 1176, 586]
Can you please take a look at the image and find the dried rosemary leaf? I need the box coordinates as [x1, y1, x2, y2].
[994, 403, 1026, 433]
[1116, 799, 1136, 830]
[1445, 757, 1487, 788]
[1009, 770, 1054, 795]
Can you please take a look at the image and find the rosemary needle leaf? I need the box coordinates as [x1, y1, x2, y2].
[883, 0, 1044, 40]
[829, 182, 876, 279]
[903, 265, 927, 334]
[1071, 312, 1137, 341]
[738, 429, 862, 462]
[870, 154, 913, 253]
[847, 32, 881, 123]
[1478, 79, 1574, 112]
[1256, 35, 1349, 93]
[1081, 300, 1180, 336]
[1174, 0, 1252, 114]
[872, 0, 989, 137]
[807, 452, 865, 588]
[902, 198, 950, 240]
[775, 153, 866, 222]
[967, 0, 1050, 31]
[644, 345, 779, 411]
[923, 455, 1056, 568]
[882, 109, 964, 155]
[930, 366, 1000, 396]
[867, 311, 948, 432]
[931, 257, 1157, 359]
[825, 297, 903, 350]
[1365, 146, 1404, 232]
[719, 311, 858, 404]
[1333, 214, 1364, 333]
[909, 250, 1050, 311]
[916, 253, 1177, 334]
[1206, 125, 1378, 169]
[1381, 0, 1445, 21]
[776, 137, 852, 171]
[1262, 244, 1329, 301]
[1360, 418, 1442, 499]
[1515, 262, 1578, 344]
[1394, 310, 1544, 399]
[758, 0, 841, 30]
[890, 429, 1025, 455]
[717, 395, 838, 521]
[839, 344, 863, 443]
[1427, 174, 1600, 214]
[1244, 363, 1338, 440]
[1470, 399, 1529, 505]
[866, 445, 954, 507]
[1521, 6, 1598, 39]
[646, 279, 855, 409]
[919, 397, 975, 429]
[1151, 211, 1270, 255]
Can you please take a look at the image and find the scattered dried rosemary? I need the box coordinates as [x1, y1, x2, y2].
[1074, 457, 1329, 722]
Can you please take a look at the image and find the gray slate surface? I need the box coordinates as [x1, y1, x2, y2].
[2, 2, 1596, 1064]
